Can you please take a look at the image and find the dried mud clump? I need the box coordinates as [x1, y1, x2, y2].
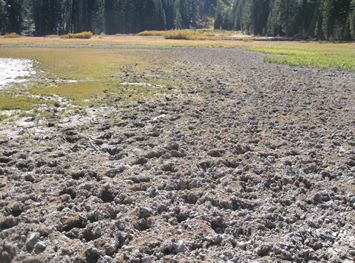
[0, 47, 354, 262]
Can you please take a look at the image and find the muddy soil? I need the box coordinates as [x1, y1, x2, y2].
[0, 47, 354, 262]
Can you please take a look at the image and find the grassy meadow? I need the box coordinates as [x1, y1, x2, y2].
[0, 47, 179, 121]
[0, 32, 353, 121]
[0, 31, 353, 71]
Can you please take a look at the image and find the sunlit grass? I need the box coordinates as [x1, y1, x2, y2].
[0, 94, 43, 110]
[0, 114, 7, 121]
[0, 47, 177, 121]
[0, 37, 353, 122]
[248, 44, 355, 71]
[4, 32, 21, 38]
[31, 81, 111, 101]
[136, 30, 165, 36]
[60, 31, 93, 39]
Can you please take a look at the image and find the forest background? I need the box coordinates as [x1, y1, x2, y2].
[0, 0, 354, 41]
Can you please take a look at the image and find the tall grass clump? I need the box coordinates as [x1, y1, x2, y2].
[60, 32, 93, 39]
[137, 30, 165, 36]
[164, 30, 195, 40]
[4, 32, 20, 38]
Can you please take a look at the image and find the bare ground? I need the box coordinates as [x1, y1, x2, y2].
[0, 47, 355, 262]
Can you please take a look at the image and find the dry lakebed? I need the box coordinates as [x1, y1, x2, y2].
[0, 46, 354, 262]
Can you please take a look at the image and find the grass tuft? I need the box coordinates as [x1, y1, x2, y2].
[137, 31, 165, 36]
[164, 30, 197, 40]
[60, 32, 93, 39]
[0, 114, 8, 121]
[4, 32, 20, 38]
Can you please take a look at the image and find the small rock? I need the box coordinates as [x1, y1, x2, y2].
[313, 190, 330, 204]
[24, 173, 35, 182]
[25, 233, 40, 251]
[0, 216, 18, 229]
[34, 241, 46, 253]
[165, 142, 179, 151]
[256, 243, 273, 256]
[70, 170, 85, 180]
[0, 156, 11, 163]
[208, 149, 225, 157]
[137, 207, 153, 218]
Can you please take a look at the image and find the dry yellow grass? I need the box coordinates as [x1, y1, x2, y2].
[0, 35, 353, 72]
[0, 34, 352, 49]
[0, 34, 309, 48]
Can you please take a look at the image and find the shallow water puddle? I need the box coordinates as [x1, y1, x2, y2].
[0, 58, 36, 87]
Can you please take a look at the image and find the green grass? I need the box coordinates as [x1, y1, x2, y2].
[0, 42, 353, 123]
[0, 95, 43, 110]
[0, 47, 180, 122]
[0, 114, 8, 121]
[247, 45, 355, 71]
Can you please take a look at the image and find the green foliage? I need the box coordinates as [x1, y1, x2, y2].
[0, 115, 7, 121]
[5, 0, 23, 34]
[174, 9, 183, 29]
[215, 0, 354, 40]
[351, 0, 355, 39]
[1, 0, 353, 40]
[0, 1, 5, 35]
[248, 45, 355, 71]
[0, 95, 42, 111]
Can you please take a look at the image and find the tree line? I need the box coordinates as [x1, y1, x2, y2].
[0, 0, 219, 36]
[0, 0, 354, 40]
[215, 0, 355, 41]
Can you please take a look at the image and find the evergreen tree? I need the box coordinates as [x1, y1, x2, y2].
[0, 0, 352, 40]
[350, 0, 355, 39]
[214, 0, 223, 29]
[0, 0, 6, 34]
[322, 0, 335, 40]
[173, 0, 182, 29]
[162, 0, 174, 29]
[33, 0, 62, 36]
[233, 0, 244, 31]
[5, 0, 23, 34]
[155, 0, 167, 30]
[174, 9, 182, 29]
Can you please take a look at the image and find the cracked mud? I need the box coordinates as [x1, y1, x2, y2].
[0, 47, 354, 262]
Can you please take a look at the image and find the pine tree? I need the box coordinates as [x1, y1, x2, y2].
[5, 0, 24, 34]
[350, 0, 355, 39]
[214, 0, 223, 29]
[173, 0, 182, 29]
[233, 0, 244, 31]
[0, 0, 6, 34]
[155, 0, 166, 30]
[322, 0, 334, 40]
[162, 0, 174, 30]
[241, 0, 254, 34]
[174, 9, 182, 29]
